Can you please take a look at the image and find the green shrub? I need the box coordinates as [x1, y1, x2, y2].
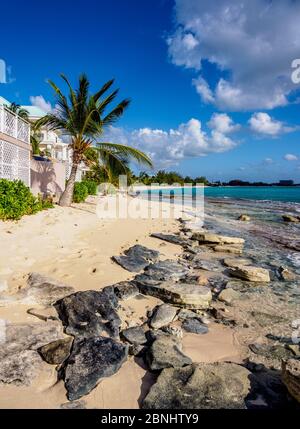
[73, 182, 88, 203]
[0, 179, 53, 220]
[82, 180, 98, 195]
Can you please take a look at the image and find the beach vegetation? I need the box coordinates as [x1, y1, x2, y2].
[0, 179, 53, 220]
[73, 182, 89, 203]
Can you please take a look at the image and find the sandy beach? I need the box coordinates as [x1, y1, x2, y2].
[0, 195, 243, 409]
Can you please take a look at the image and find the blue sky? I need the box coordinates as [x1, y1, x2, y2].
[1, 0, 300, 182]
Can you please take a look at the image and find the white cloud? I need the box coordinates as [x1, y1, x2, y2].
[284, 154, 298, 161]
[248, 112, 293, 136]
[29, 95, 52, 113]
[103, 115, 239, 168]
[264, 158, 273, 164]
[208, 113, 240, 134]
[168, 0, 300, 110]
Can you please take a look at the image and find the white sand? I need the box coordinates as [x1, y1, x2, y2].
[0, 195, 242, 408]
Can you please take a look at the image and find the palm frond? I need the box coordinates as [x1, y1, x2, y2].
[97, 142, 152, 167]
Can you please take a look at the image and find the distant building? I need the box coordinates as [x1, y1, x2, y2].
[278, 180, 294, 186]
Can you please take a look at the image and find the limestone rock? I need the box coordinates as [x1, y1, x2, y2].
[238, 214, 250, 221]
[213, 245, 243, 255]
[143, 362, 251, 409]
[278, 266, 296, 281]
[146, 336, 192, 371]
[3, 272, 75, 306]
[192, 232, 245, 245]
[223, 258, 252, 268]
[150, 304, 177, 329]
[0, 321, 65, 386]
[229, 266, 270, 282]
[218, 288, 241, 304]
[121, 326, 147, 345]
[282, 214, 300, 223]
[135, 279, 212, 309]
[38, 337, 73, 365]
[55, 287, 121, 339]
[282, 359, 300, 403]
[64, 337, 128, 401]
[112, 245, 159, 272]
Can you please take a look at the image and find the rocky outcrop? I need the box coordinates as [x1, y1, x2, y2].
[143, 362, 251, 409]
[136, 279, 212, 309]
[192, 232, 245, 246]
[213, 245, 243, 255]
[218, 288, 241, 304]
[112, 245, 159, 272]
[0, 321, 65, 385]
[150, 304, 177, 329]
[249, 343, 294, 360]
[55, 287, 121, 339]
[278, 266, 296, 281]
[282, 359, 300, 403]
[229, 266, 270, 282]
[223, 258, 252, 268]
[64, 337, 128, 401]
[146, 335, 192, 370]
[38, 337, 73, 365]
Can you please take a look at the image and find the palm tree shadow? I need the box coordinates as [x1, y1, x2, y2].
[31, 160, 63, 198]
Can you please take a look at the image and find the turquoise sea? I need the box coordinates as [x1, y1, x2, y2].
[145, 186, 300, 203]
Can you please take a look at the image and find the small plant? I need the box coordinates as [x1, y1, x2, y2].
[0, 179, 53, 220]
[73, 182, 88, 203]
[82, 180, 98, 196]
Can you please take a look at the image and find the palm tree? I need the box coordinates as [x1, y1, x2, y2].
[36, 74, 152, 206]
[7, 102, 29, 120]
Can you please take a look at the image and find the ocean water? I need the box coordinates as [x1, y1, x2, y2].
[145, 186, 300, 203]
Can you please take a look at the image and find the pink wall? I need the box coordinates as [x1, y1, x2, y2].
[30, 159, 66, 199]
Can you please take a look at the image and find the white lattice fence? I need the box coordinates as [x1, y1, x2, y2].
[0, 140, 30, 186]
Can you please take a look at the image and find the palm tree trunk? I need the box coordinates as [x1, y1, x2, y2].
[59, 163, 78, 207]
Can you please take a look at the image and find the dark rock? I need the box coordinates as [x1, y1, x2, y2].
[151, 233, 186, 246]
[182, 318, 208, 334]
[112, 245, 159, 272]
[55, 287, 121, 339]
[249, 343, 294, 360]
[142, 259, 190, 282]
[146, 336, 192, 370]
[143, 362, 251, 409]
[282, 214, 300, 223]
[190, 258, 222, 272]
[121, 326, 147, 345]
[150, 304, 177, 329]
[113, 281, 139, 300]
[38, 337, 73, 365]
[64, 337, 128, 401]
